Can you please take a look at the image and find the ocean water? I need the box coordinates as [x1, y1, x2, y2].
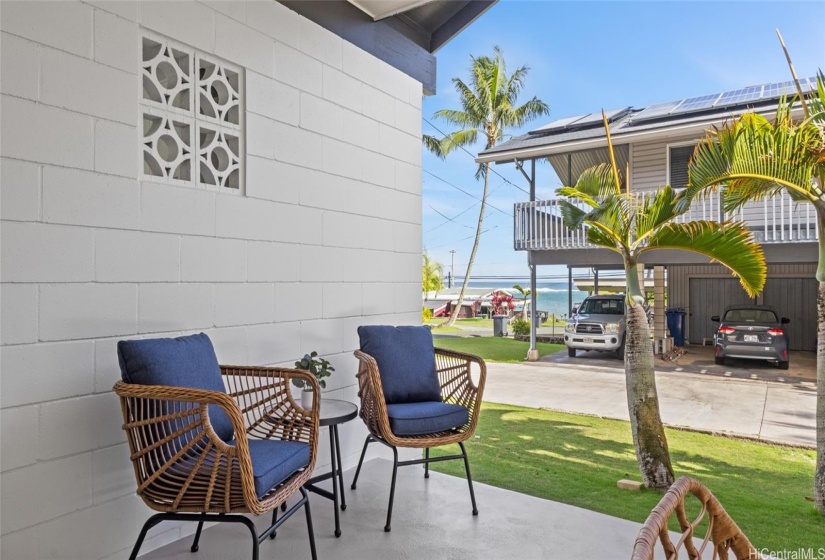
[464, 281, 590, 320]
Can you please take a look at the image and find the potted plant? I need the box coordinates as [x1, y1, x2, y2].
[293, 351, 334, 409]
[490, 291, 514, 337]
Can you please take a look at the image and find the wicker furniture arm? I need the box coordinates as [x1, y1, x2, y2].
[631, 477, 757, 560]
[114, 369, 319, 517]
[353, 347, 485, 447]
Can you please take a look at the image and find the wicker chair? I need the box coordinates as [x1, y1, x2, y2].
[631, 477, 757, 560]
[114, 333, 320, 560]
[350, 325, 486, 532]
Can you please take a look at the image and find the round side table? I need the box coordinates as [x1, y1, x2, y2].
[303, 398, 358, 537]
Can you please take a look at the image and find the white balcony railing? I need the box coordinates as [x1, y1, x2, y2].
[514, 190, 819, 251]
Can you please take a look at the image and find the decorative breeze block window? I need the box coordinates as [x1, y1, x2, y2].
[141, 35, 243, 192]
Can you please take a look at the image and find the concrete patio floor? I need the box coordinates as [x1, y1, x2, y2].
[136, 458, 693, 560]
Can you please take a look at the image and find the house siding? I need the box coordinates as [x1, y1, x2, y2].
[0, 2, 423, 558]
[628, 135, 696, 191]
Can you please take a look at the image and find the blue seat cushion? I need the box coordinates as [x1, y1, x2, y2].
[358, 325, 441, 404]
[385, 402, 469, 436]
[117, 333, 234, 442]
[243, 439, 311, 499]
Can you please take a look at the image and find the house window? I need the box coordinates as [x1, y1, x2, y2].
[141, 36, 243, 192]
[668, 145, 694, 189]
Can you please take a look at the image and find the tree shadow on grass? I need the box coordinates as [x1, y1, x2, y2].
[428, 402, 822, 550]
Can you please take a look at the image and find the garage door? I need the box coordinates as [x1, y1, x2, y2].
[688, 277, 816, 351]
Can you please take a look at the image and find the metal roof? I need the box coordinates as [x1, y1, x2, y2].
[479, 77, 816, 163]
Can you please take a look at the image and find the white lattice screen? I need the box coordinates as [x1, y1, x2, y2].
[141, 35, 243, 191]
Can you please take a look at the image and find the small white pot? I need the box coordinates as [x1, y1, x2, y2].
[301, 388, 314, 409]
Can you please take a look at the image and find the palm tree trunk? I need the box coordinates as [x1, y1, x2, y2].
[444, 163, 489, 327]
[624, 259, 675, 490]
[816, 279, 825, 513]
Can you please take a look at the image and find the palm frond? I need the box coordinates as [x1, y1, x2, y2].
[422, 134, 445, 158]
[440, 129, 479, 156]
[633, 185, 681, 246]
[645, 221, 766, 297]
[557, 200, 588, 229]
[433, 109, 483, 129]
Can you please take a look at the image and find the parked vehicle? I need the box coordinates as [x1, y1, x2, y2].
[712, 305, 790, 369]
[564, 294, 626, 359]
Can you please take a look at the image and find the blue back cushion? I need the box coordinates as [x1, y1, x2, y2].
[358, 325, 441, 404]
[117, 333, 235, 442]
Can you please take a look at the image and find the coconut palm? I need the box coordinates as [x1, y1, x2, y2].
[557, 115, 767, 489]
[513, 284, 531, 319]
[422, 252, 445, 300]
[685, 72, 825, 510]
[424, 46, 549, 327]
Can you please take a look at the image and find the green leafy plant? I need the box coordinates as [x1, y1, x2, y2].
[292, 351, 334, 390]
[422, 307, 433, 322]
[512, 317, 530, 336]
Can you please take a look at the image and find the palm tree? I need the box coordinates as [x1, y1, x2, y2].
[686, 73, 825, 510]
[424, 47, 549, 327]
[557, 114, 767, 489]
[513, 284, 531, 319]
[422, 252, 445, 300]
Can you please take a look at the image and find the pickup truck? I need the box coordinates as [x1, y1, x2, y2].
[564, 294, 626, 359]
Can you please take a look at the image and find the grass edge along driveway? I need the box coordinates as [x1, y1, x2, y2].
[430, 402, 821, 551]
[434, 336, 565, 363]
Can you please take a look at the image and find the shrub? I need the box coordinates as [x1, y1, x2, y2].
[512, 317, 530, 336]
[422, 307, 433, 322]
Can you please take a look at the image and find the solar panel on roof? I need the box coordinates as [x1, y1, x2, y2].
[714, 86, 763, 106]
[572, 107, 632, 127]
[632, 100, 682, 122]
[529, 114, 585, 134]
[676, 93, 723, 113]
[762, 80, 797, 98]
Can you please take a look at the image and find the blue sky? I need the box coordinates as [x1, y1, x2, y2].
[421, 0, 825, 282]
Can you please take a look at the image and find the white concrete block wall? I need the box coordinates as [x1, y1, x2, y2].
[0, 1, 424, 558]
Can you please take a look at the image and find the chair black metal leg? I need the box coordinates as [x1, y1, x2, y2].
[128, 513, 165, 560]
[269, 506, 278, 539]
[301, 488, 318, 560]
[351, 435, 371, 490]
[333, 425, 347, 511]
[384, 445, 399, 532]
[328, 426, 341, 537]
[281, 502, 287, 512]
[459, 441, 478, 515]
[424, 448, 430, 478]
[191, 516, 206, 552]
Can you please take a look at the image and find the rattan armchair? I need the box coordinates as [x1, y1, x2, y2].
[115, 362, 320, 560]
[350, 326, 486, 532]
[631, 477, 757, 560]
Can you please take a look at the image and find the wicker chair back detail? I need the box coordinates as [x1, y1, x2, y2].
[631, 477, 757, 560]
[113, 333, 320, 560]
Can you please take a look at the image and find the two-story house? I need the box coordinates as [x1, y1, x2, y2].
[477, 78, 819, 357]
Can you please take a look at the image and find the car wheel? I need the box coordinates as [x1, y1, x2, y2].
[567, 347, 576, 358]
[777, 359, 790, 370]
[616, 336, 625, 360]
[714, 355, 725, 365]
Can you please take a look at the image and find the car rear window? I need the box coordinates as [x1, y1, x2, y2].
[723, 309, 777, 323]
[579, 298, 624, 315]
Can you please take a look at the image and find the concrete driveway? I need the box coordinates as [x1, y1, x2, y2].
[481, 352, 816, 447]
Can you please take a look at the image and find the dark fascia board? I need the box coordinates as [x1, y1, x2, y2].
[429, 0, 495, 53]
[278, 1, 496, 95]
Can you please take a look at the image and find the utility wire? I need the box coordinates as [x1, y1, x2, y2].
[426, 203, 474, 229]
[422, 169, 510, 217]
[424, 178, 511, 234]
[426, 225, 499, 250]
[423, 118, 531, 196]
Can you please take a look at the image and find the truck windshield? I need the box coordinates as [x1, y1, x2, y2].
[578, 298, 624, 315]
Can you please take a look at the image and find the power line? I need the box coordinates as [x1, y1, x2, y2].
[423, 178, 511, 234]
[426, 203, 474, 229]
[423, 118, 531, 196]
[422, 169, 510, 216]
[426, 225, 499, 250]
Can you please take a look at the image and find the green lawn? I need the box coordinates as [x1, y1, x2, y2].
[433, 336, 565, 362]
[427, 317, 495, 330]
[430, 403, 821, 550]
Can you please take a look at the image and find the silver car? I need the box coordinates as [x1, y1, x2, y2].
[712, 305, 790, 369]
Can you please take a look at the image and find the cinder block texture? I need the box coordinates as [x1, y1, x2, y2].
[0, 2, 423, 558]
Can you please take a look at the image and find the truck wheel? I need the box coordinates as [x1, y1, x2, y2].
[715, 356, 725, 365]
[567, 347, 576, 358]
[777, 359, 790, 370]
